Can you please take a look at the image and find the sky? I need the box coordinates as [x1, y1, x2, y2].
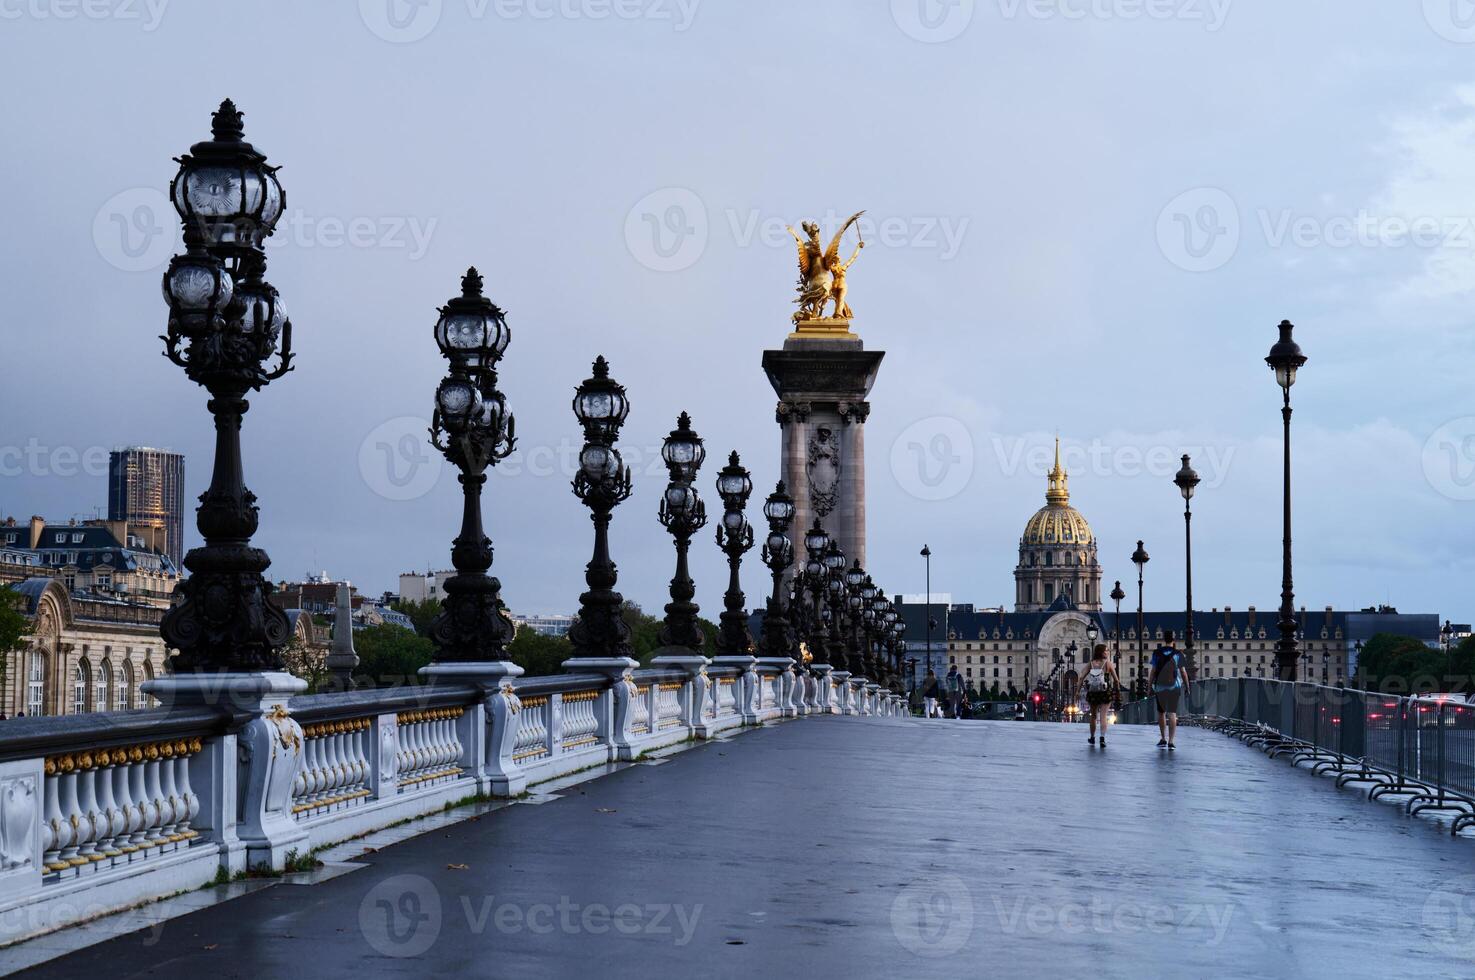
[2, 1, 1475, 625]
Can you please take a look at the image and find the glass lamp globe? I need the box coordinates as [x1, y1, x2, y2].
[434, 268, 510, 368]
[170, 100, 284, 250]
[162, 249, 233, 332]
[763, 483, 795, 525]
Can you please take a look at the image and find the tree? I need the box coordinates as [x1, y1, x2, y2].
[353, 624, 434, 688]
[1356, 633, 1448, 694]
[391, 598, 442, 636]
[509, 627, 573, 677]
[281, 640, 330, 694]
[0, 593, 30, 700]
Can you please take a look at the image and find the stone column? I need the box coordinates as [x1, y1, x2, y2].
[778, 401, 812, 581]
[839, 402, 869, 568]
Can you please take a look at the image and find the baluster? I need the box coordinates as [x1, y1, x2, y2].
[141, 745, 167, 847]
[177, 740, 201, 838]
[159, 743, 184, 841]
[73, 754, 102, 865]
[57, 760, 85, 868]
[296, 727, 316, 804]
[126, 750, 151, 852]
[92, 750, 124, 861]
[41, 760, 63, 871]
[325, 725, 346, 802]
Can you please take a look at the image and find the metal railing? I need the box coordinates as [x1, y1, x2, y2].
[1120, 677, 1475, 834]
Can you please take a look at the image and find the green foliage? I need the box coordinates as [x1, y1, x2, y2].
[1356, 632, 1457, 694]
[0, 591, 30, 693]
[392, 598, 442, 636]
[508, 626, 573, 677]
[353, 624, 434, 688]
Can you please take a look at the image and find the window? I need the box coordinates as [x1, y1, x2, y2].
[73, 662, 88, 713]
[139, 661, 155, 708]
[116, 662, 133, 711]
[95, 660, 111, 714]
[26, 651, 45, 717]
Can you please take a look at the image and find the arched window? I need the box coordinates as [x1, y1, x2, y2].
[26, 650, 45, 717]
[96, 660, 111, 714]
[73, 661, 89, 714]
[116, 660, 133, 712]
[138, 660, 154, 709]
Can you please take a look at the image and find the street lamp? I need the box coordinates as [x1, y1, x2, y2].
[801, 521, 831, 665]
[567, 356, 635, 660]
[1110, 580, 1125, 684]
[656, 413, 708, 652]
[758, 482, 797, 660]
[1174, 454, 1201, 680]
[713, 451, 755, 656]
[921, 544, 933, 678]
[426, 268, 518, 661]
[158, 100, 296, 673]
[1442, 620, 1454, 657]
[845, 560, 867, 675]
[824, 541, 848, 668]
[1266, 319, 1307, 680]
[1132, 540, 1149, 699]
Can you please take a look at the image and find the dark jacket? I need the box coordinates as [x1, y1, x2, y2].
[921, 677, 941, 698]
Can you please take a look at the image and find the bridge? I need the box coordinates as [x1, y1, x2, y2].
[2, 678, 1474, 976]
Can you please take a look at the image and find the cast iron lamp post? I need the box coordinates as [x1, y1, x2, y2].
[1174, 454, 1201, 680]
[1110, 581, 1125, 690]
[656, 413, 708, 652]
[713, 451, 756, 655]
[567, 357, 635, 659]
[824, 542, 848, 669]
[1131, 540, 1149, 698]
[921, 544, 933, 679]
[159, 100, 295, 673]
[1266, 319, 1308, 681]
[758, 482, 797, 659]
[426, 269, 517, 661]
[845, 561, 867, 675]
[801, 522, 831, 665]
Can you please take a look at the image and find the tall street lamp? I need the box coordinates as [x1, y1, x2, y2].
[567, 357, 635, 660]
[656, 413, 708, 652]
[1131, 540, 1149, 699]
[1174, 455, 1201, 680]
[758, 482, 797, 659]
[845, 561, 867, 676]
[1266, 319, 1307, 681]
[713, 451, 756, 655]
[426, 268, 517, 662]
[921, 544, 933, 680]
[802, 520, 832, 666]
[158, 100, 295, 675]
[1110, 580, 1125, 689]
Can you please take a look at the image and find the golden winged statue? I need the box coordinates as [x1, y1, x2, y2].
[787, 211, 865, 323]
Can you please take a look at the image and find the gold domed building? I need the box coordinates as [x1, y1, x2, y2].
[1014, 440, 1101, 612]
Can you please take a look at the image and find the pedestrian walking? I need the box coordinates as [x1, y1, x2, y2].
[921, 670, 943, 718]
[1083, 644, 1120, 747]
[1150, 630, 1191, 750]
[945, 663, 965, 719]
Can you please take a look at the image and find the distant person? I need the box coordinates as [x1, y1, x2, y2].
[1150, 630, 1191, 750]
[945, 663, 964, 718]
[1083, 644, 1120, 747]
[1014, 701, 1026, 721]
[921, 670, 943, 718]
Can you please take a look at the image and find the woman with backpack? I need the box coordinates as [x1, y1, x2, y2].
[1083, 644, 1120, 747]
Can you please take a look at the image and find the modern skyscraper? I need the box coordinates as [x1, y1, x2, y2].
[108, 447, 185, 567]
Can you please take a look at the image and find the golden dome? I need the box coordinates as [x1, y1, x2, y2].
[1021, 439, 1094, 548]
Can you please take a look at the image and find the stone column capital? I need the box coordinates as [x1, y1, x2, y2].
[838, 401, 871, 424]
[776, 400, 813, 425]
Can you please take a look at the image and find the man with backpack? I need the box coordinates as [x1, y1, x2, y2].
[1150, 630, 1191, 750]
[945, 663, 965, 719]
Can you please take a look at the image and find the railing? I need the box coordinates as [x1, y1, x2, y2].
[1120, 677, 1475, 835]
[0, 662, 908, 946]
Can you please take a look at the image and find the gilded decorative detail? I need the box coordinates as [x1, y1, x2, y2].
[787, 211, 865, 323]
[395, 707, 465, 724]
[301, 716, 373, 740]
[265, 704, 302, 752]
[563, 690, 600, 704]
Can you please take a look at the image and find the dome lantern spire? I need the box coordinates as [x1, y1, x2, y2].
[1046, 436, 1069, 505]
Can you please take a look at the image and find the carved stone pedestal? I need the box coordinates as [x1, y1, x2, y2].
[421, 661, 526, 797]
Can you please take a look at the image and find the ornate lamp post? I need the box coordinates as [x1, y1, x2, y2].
[921, 544, 933, 679]
[1131, 541, 1149, 699]
[713, 452, 755, 655]
[1266, 319, 1308, 681]
[801, 521, 831, 665]
[758, 482, 797, 659]
[758, 482, 800, 714]
[1174, 455, 1201, 680]
[425, 269, 517, 663]
[567, 357, 634, 662]
[654, 414, 708, 652]
[1110, 581, 1125, 683]
[844, 561, 867, 676]
[157, 100, 293, 678]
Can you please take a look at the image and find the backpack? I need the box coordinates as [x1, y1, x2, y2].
[1085, 663, 1109, 692]
[1152, 649, 1181, 691]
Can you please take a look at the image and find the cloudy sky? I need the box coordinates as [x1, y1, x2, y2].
[3, 1, 1474, 624]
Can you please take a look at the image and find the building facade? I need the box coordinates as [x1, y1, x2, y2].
[1, 579, 170, 717]
[108, 447, 185, 569]
[897, 453, 1440, 699]
[1, 516, 180, 607]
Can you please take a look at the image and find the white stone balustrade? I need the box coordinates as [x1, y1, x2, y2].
[0, 664, 906, 946]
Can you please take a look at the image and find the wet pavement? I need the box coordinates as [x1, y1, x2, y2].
[10, 716, 1475, 979]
